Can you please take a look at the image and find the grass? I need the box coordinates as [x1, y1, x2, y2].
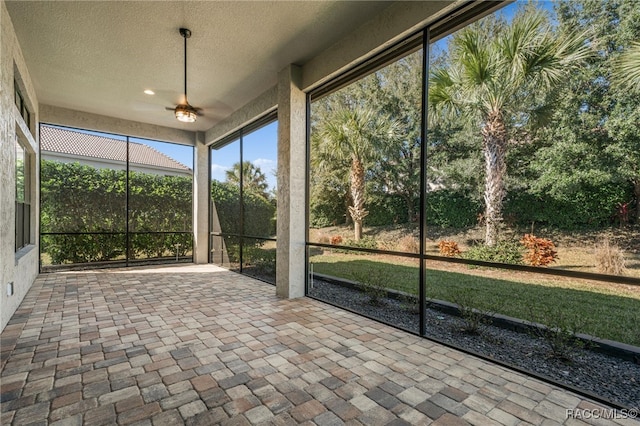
[310, 252, 640, 346]
[310, 224, 640, 278]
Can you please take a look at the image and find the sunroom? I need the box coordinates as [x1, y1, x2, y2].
[1, 0, 638, 423]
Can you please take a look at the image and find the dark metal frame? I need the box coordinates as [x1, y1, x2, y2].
[38, 123, 195, 272]
[126, 135, 130, 266]
[304, 0, 639, 306]
[15, 202, 30, 251]
[14, 79, 32, 132]
[39, 231, 194, 268]
[303, 2, 637, 410]
[208, 112, 278, 282]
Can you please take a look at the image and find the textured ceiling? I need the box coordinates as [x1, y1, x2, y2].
[6, 1, 392, 132]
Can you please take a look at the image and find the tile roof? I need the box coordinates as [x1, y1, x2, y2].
[40, 125, 191, 172]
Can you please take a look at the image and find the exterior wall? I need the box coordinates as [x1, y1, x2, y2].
[276, 65, 306, 298]
[1, 0, 40, 332]
[193, 133, 209, 264]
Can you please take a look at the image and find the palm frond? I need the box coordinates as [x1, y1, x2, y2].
[314, 104, 402, 165]
[613, 41, 640, 92]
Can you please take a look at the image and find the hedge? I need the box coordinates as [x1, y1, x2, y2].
[41, 160, 193, 264]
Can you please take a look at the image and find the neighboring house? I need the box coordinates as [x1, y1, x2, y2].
[40, 125, 192, 177]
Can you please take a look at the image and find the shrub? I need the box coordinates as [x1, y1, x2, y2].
[316, 232, 331, 244]
[351, 271, 387, 307]
[42, 233, 125, 264]
[464, 240, 524, 264]
[330, 235, 343, 245]
[397, 236, 420, 254]
[309, 181, 347, 228]
[366, 194, 411, 225]
[211, 180, 275, 237]
[527, 306, 592, 362]
[521, 234, 558, 267]
[438, 240, 461, 257]
[451, 288, 501, 335]
[505, 184, 633, 231]
[343, 236, 378, 250]
[243, 245, 276, 281]
[130, 232, 192, 260]
[595, 237, 626, 275]
[426, 190, 480, 228]
[362, 281, 388, 307]
[399, 293, 420, 314]
[376, 239, 396, 251]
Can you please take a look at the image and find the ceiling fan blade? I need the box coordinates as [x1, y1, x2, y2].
[165, 106, 176, 111]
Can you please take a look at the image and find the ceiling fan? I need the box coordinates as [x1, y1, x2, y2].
[167, 28, 202, 123]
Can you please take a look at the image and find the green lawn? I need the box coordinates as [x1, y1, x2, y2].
[310, 253, 640, 346]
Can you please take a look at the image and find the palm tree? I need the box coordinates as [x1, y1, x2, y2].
[614, 41, 640, 93]
[613, 41, 640, 220]
[226, 161, 269, 198]
[314, 105, 400, 241]
[429, 7, 590, 246]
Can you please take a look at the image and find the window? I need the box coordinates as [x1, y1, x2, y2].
[308, 45, 423, 333]
[14, 80, 31, 130]
[15, 136, 31, 251]
[39, 124, 194, 269]
[209, 114, 278, 284]
[305, 0, 640, 410]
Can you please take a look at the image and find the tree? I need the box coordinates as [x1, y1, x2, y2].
[612, 33, 640, 222]
[313, 106, 400, 240]
[429, 7, 590, 245]
[370, 50, 423, 223]
[614, 41, 640, 93]
[534, 0, 640, 224]
[225, 161, 270, 199]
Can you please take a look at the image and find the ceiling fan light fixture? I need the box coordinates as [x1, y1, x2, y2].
[175, 104, 197, 123]
[173, 27, 199, 123]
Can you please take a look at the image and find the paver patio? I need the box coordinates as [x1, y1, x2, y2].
[0, 264, 635, 425]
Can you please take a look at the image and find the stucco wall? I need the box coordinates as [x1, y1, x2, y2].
[1, 0, 40, 332]
[40, 104, 196, 147]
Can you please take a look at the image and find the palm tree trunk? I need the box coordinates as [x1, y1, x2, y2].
[344, 193, 353, 226]
[482, 111, 507, 246]
[348, 158, 368, 241]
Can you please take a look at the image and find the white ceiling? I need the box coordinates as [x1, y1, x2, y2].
[6, 1, 393, 132]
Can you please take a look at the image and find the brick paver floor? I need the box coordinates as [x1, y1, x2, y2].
[0, 264, 635, 425]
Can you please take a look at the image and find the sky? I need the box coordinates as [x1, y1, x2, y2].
[136, 120, 279, 192]
[210, 121, 278, 191]
[129, 120, 279, 191]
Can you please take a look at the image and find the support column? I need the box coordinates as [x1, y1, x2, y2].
[193, 132, 209, 264]
[276, 65, 306, 298]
